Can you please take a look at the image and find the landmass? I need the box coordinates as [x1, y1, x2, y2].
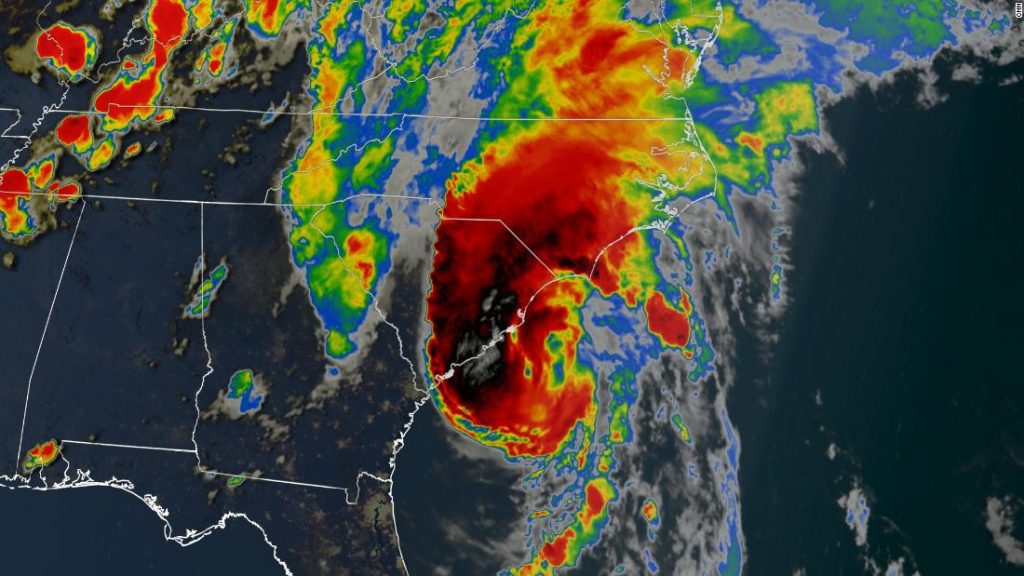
[0, 0, 1017, 574]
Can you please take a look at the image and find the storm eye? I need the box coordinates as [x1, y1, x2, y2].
[458, 344, 504, 391]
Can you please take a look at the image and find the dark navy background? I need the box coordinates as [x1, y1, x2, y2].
[0, 487, 284, 575]
[2, 29, 1023, 576]
[731, 50, 1024, 574]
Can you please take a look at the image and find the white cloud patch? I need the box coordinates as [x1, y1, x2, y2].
[951, 62, 982, 83]
[838, 484, 870, 547]
[985, 496, 1024, 566]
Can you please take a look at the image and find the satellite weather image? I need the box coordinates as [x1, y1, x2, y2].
[0, 0, 1022, 574]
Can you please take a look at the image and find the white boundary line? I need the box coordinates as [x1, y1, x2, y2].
[0, 107, 30, 140]
[192, 202, 212, 464]
[54, 441, 348, 490]
[198, 469, 349, 492]
[444, 216, 559, 278]
[54, 103, 691, 122]
[14, 202, 86, 472]
[0, 189, 569, 281]
[0, 188, 431, 207]
[61, 439, 197, 454]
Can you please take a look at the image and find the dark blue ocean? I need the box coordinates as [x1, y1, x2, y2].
[0, 487, 283, 575]
[730, 50, 1024, 574]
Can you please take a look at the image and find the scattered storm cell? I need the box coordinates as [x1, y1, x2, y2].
[0, 169, 39, 238]
[123, 142, 143, 159]
[1, 0, 227, 242]
[226, 369, 264, 415]
[194, 17, 238, 82]
[0, 159, 80, 240]
[242, 0, 310, 39]
[22, 440, 61, 473]
[672, 413, 694, 445]
[35, 22, 99, 82]
[641, 498, 662, 542]
[91, 0, 189, 133]
[184, 259, 229, 319]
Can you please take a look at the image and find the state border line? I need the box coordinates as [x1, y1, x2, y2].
[197, 469, 351, 492]
[0, 188, 430, 207]
[57, 439, 354, 491]
[52, 103, 692, 122]
[0, 188, 565, 278]
[14, 202, 86, 473]
[61, 439, 196, 454]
